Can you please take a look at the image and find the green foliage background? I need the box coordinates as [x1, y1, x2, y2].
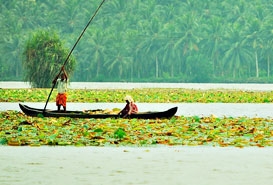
[1, 0, 273, 83]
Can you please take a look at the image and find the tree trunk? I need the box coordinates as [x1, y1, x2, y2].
[255, 51, 259, 77]
[130, 62, 133, 82]
[171, 64, 174, 77]
[267, 55, 270, 77]
[96, 59, 100, 78]
[155, 56, 159, 78]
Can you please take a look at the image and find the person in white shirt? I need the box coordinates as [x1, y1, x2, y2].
[53, 67, 68, 112]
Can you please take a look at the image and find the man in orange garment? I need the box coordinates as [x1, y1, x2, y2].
[53, 67, 68, 112]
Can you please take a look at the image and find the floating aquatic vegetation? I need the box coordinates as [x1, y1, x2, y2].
[1, 88, 273, 103]
[1, 111, 273, 147]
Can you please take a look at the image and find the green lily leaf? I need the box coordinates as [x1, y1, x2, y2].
[114, 128, 126, 139]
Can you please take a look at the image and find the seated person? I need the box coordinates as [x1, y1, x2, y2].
[118, 95, 138, 117]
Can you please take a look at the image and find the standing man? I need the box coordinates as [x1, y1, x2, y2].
[53, 67, 68, 112]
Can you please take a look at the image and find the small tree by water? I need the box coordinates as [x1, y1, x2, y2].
[22, 30, 76, 88]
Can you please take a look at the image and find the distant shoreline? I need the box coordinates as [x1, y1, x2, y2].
[1, 81, 273, 91]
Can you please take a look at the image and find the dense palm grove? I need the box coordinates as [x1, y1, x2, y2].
[1, 0, 273, 82]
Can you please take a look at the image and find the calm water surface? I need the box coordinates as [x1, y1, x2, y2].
[1, 82, 273, 185]
[1, 102, 273, 118]
[1, 81, 273, 90]
[1, 82, 273, 117]
[1, 146, 273, 185]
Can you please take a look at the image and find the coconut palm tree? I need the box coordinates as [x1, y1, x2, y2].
[200, 16, 225, 78]
[222, 25, 253, 78]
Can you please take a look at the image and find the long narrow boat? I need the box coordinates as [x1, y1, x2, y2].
[19, 103, 178, 119]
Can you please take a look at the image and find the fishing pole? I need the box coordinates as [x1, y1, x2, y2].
[43, 0, 106, 113]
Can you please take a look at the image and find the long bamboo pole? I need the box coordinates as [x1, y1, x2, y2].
[43, 0, 106, 113]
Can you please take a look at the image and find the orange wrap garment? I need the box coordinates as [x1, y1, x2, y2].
[56, 93, 67, 107]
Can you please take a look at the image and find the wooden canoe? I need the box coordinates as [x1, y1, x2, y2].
[19, 103, 178, 119]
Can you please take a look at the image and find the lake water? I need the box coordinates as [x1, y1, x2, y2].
[1, 82, 273, 117]
[1, 146, 273, 185]
[1, 82, 273, 185]
[2, 102, 273, 118]
[1, 81, 273, 91]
